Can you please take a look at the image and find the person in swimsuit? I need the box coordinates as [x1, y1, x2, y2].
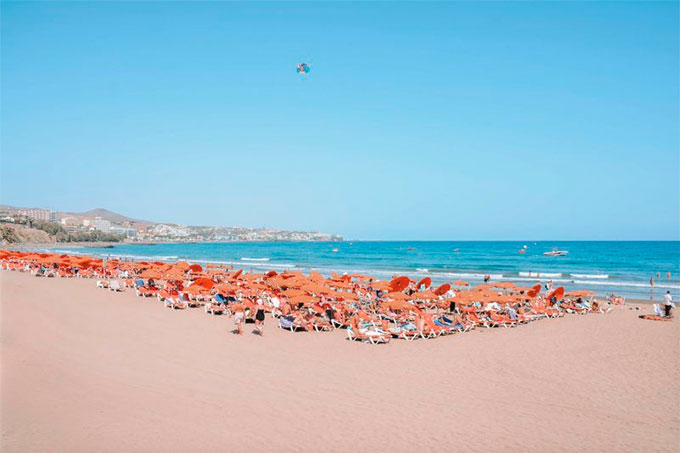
[254, 298, 266, 336]
[232, 303, 245, 335]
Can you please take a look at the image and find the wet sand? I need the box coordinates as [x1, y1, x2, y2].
[1, 271, 678, 452]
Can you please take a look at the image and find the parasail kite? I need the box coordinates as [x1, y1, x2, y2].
[296, 62, 310, 75]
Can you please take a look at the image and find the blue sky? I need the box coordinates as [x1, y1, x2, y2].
[1, 1, 678, 240]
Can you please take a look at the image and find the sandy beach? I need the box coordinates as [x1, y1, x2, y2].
[1, 270, 678, 452]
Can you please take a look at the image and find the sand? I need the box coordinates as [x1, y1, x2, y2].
[1, 271, 678, 452]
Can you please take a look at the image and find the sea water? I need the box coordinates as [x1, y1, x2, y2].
[48, 241, 679, 299]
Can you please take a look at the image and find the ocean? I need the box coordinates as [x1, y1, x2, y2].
[47, 241, 679, 299]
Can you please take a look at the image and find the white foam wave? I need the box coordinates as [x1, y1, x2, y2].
[571, 280, 679, 289]
[241, 257, 270, 262]
[519, 272, 562, 278]
[570, 274, 608, 279]
[432, 272, 504, 279]
[191, 259, 296, 269]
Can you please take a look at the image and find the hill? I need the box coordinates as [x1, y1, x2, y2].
[62, 208, 153, 225]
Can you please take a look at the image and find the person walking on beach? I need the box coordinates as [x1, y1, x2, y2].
[232, 302, 245, 335]
[663, 291, 675, 317]
[254, 298, 266, 336]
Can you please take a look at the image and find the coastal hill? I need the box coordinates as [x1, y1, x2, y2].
[0, 205, 343, 243]
[63, 208, 151, 226]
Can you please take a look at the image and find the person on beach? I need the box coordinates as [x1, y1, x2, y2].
[484, 275, 490, 283]
[254, 298, 266, 336]
[546, 280, 554, 293]
[663, 291, 675, 317]
[232, 303, 245, 335]
[649, 276, 654, 287]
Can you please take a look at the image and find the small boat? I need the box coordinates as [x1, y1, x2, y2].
[518, 249, 526, 254]
[331, 248, 339, 253]
[543, 248, 568, 257]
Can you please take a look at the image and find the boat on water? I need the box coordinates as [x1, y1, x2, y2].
[543, 248, 568, 257]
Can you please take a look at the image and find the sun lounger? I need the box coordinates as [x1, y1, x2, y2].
[347, 318, 390, 344]
[279, 315, 307, 331]
[489, 311, 516, 328]
[205, 303, 227, 315]
[435, 316, 468, 333]
[346, 325, 390, 344]
[108, 280, 122, 292]
[164, 296, 187, 310]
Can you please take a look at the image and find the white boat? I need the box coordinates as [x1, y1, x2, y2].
[543, 249, 568, 257]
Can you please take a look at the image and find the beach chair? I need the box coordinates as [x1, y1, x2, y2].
[347, 318, 390, 344]
[184, 293, 202, 308]
[330, 311, 348, 329]
[387, 322, 421, 341]
[136, 286, 152, 297]
[422, 315, 448, 337]
[278, 315, 307, 331]
[108, 280, 122, 292]
[311, 316, 333, 332]
[489, 311, 516, 328]
[346, 325, 390, 344]
[164, 295, 188, 310]
[434, 316, 464, 333]
[205, 301, 228, 315]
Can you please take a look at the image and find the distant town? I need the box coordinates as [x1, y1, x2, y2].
[0, 205, 343, 244]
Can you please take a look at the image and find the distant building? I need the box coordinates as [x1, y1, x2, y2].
[110, 226, 137, 238]
[93, 217, 111, 233]
[83, 219, 90, 227]
[18, 209, 53, 222]
[61, 217, 81, 227]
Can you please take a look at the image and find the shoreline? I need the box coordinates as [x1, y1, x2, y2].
[1, 270, 678, 451]
[5, 243, 677, 301]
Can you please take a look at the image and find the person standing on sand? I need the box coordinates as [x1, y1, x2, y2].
[663, 291, 675, 317]
[232, 302, 245, 335]
[254, 298, 266, 336]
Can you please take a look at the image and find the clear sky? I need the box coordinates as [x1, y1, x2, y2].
[1, 1, 678, 240]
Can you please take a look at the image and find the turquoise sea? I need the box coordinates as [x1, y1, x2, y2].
[48, 241, 679, 299]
